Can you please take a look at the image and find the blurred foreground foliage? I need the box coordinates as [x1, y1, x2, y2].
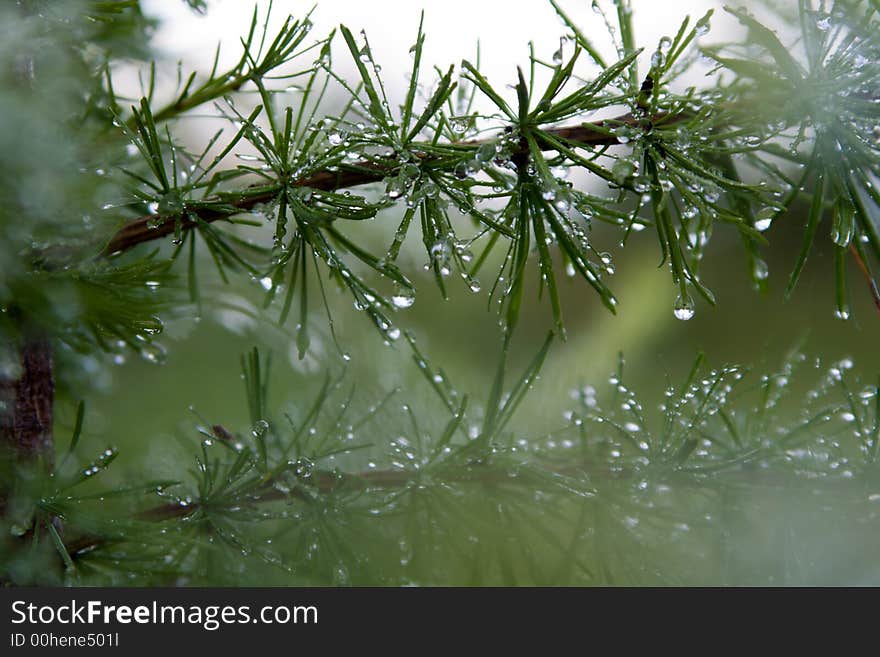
[4, 345, 880, 585]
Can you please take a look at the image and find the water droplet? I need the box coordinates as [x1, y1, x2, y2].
[832, 201, 855, 247]
[754, 207, 775, 232]
[753, 258, 769, 281]
[391, 288, 415, 309]
[551, 165, 569, 180]
[10, 523, 30, 537]
[294, 457, 314, 478]
[651, 50, 666, 69]
[430, 239, 450, 263]
[695, 14, 711, 36]
[612, 158, 636, 183]
[140, 343, 166, 364]
[673, 293, 695, 321]
[158, 191, 184, 215]
[475, 142, 496, 163]
[333, 563, 350, 585]
[449, 116, 471, 135]
[385, 177, 407, 200]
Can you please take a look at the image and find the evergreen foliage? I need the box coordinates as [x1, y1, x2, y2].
[1, 0, 878, 585]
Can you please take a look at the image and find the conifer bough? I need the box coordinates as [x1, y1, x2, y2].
[86, 1, 880, 337]
[1, 0, 880, 586]
[100, 111, 683, 257]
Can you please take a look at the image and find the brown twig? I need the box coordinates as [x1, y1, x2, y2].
[98, 112, 676, 258]
[850, 243, 880, 314]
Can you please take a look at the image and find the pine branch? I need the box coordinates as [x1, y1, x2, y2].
[98, 111, 682, 258]
[99, 99, 880, 316]
[53, 450, 801, 560]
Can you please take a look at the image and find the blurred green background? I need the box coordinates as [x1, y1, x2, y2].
[50, 0, 880, 585]
[73, 201, 880, 469]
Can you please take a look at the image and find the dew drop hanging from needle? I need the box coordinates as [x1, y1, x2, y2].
[673, 293, 695, 321]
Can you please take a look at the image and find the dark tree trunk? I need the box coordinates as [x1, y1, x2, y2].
[0, 338, 54, 465]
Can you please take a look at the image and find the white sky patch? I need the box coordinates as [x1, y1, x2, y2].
[142, 0, 735, 103]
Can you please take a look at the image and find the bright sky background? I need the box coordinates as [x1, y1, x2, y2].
[132, 0, 754, 166]
[141, 0, 734, 104]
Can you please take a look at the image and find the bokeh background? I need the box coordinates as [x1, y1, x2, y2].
[61, 0, 880, 584]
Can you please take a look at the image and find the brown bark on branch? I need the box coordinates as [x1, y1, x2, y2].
[99, 112, 674, 258]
